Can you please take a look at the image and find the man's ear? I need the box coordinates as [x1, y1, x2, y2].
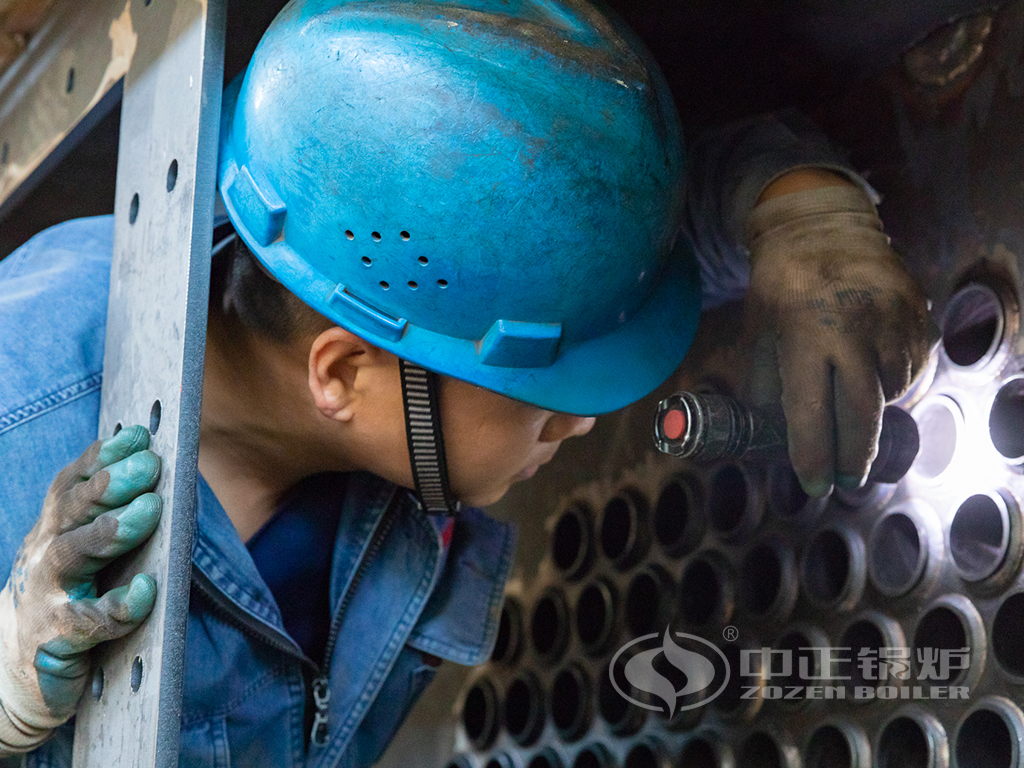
[308, 327, 383, 422]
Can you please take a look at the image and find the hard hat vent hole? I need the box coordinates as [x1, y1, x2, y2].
[345, 230, 354, 240]
[371, 231, 381, 242]
[401, 231, 411, 241]
[361, 257, 371, 266]
[438, 279, 448, 288]
[419, 256, 429, 264]
[408, 281, 418, 290]
[379, 281, 389, 290]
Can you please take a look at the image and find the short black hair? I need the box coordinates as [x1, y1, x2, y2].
[214, 234, 334, 343]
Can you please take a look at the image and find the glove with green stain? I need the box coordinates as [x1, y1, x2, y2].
[0, 426, 162, 754]
[744, 183, 933, 497]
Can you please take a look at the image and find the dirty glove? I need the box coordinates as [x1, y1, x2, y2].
[0, 426, 162, 754]
[744, 183, 932, 496]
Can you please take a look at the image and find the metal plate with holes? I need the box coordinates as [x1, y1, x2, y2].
[70, 0, 225, 765]
[0, 0, 136, 220]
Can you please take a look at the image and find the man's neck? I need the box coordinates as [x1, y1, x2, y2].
[197, 308, 352, 541]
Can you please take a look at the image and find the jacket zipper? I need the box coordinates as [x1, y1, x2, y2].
[191, 567, 319, 673]
[309, 495, 401, 748]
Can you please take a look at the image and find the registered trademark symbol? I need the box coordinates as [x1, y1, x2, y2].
[723, 625, 739, 642]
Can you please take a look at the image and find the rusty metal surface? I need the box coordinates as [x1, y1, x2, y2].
[0, 0, 56, 78]
[0, 0, 136, 221]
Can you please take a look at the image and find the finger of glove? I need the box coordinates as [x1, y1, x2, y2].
[49, 426, 151, 495]
[876, 335, 914, 403]
[833, 352, 885, 488]
[875, 288, 934, 400]
[53, 574, 157, 655]
[742, 321, 784, 407]
[58, 451, 161, 533]
[50, 494, 162, 585]
[777, 332, 836, 497]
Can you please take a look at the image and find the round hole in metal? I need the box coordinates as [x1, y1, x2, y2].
[837, 620, 886, 689]
[957, 708, 1014, 768]
[166, 159, 178, 192]
[990, 378, 1024, 460]
[950, 493, 1010, 581]
[552, 504, 591, 579]
[740, 544, 782, 616]
[877, 716, 931, 768]
[491, 598, 522, 664]
[575, 581, 615, 652]
[737, 731, 782, 768]
[90, 666, 104, 701]
[708, 463, 749, 535]
[943, 282, 1003, 367]
[803, 529, 851, 605]
[504, 674, 544, 746]
[912, 397, 960, 479]
[679, 557, 723, 627]
[461, 678, 498, 749]
[130, 656, 143, 693]
[869, 512, 926, 596]
[805, 725, 853, 768]
[149, 399, 161, 435]
[912, 606, 969, 684]
[993, 593, 1024, 677]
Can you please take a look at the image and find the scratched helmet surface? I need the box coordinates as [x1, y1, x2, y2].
[218, 0, 701, 415]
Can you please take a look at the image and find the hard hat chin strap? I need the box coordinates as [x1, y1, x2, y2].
[399, 359, 461, 516]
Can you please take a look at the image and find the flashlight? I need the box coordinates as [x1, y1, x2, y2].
[654, 392, 920, 484]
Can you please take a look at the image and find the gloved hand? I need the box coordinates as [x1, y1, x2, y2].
[744, 176, 933, 497]
[0, 426, 162, 754]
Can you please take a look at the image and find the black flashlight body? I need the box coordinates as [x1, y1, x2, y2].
[654, 392, 920, 485]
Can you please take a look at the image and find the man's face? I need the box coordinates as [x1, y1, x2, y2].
[438, 377, 596, 507]
[309, 338, 596, 507]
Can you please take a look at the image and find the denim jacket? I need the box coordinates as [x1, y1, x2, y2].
[0, 217, 517, 768]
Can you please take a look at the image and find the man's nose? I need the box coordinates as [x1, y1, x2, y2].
[541, 414, 596, 443]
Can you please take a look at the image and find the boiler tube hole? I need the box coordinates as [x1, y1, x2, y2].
[532, 588, 569, 662]
[876, 716, 934, 768]
[653, 475, 704, 556]
[990, 377, 1024, 461]
[950, 493, 1010, 582]
[942, 282, 1004, 368]
[992, 592, 1024, 678]
[956, 707, 1016, 768]
[575, 580, 617, 655]
[552, 503, 594, 580]
[504, 672, 545, 746]
[461, 677, 499, 750]
[551, 664, 592, 742]
[805, 725, 853, 768]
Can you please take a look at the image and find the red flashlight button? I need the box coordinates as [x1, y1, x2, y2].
[662, 409, 686, 441]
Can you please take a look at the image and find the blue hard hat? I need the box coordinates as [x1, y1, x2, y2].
[218, 0, 701, 415]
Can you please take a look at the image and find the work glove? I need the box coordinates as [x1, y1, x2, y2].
[0, 426, 162, 754]
[744, 184, 933, 497]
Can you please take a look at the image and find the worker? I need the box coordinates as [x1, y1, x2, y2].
[0, 0, 930, 765]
